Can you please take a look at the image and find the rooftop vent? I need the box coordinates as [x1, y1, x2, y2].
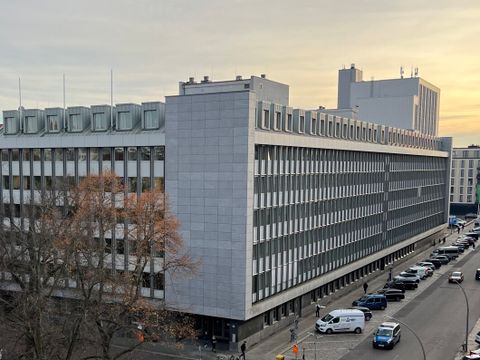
[260, 74, 266, 78]
[350, 64, 355, 69]
[201, 76, 210, 83]
[236, 75, 243, 81]
[318, 106, 326, 110]
[188, 77, 195, 83]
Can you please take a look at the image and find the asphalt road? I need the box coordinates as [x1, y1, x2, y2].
[341, 248, 480, 360]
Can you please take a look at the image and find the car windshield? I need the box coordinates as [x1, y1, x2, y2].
[321, 314, 333, 322]
[452, 272, 462, 277]
[376, 328, 393, 337]
[358, 296, 368, 302]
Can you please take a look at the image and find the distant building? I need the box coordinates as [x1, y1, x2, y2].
[450, 145, 480, 215]
[335, 64, 440, 136]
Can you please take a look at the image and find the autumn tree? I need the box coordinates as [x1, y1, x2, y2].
[0, 172, 198, 360]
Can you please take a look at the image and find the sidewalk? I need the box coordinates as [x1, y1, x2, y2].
[246, 224, 475, 360]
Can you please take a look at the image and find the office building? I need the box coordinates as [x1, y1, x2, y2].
[1, 74, 451, 347]
[336, 64, 440, 136]
[450, 145, 480, 215]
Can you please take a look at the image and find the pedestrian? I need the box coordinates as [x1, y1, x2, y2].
[458, 227, 461, 234]
[388, 267, 393, 282]
[289, 328, 296, 342]
[315, 303, 321, 317]
[473, 243, 476, 250]
[363, 282, 368, 294]
[203, 331, 208, 348]
[211, 336, 217, 352]
[443, 237, 446, 244]
[241, 341, 247, 358]
[294, 316, 299, 330]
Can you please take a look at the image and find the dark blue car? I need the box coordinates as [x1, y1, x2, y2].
[352, 294, 387, 310]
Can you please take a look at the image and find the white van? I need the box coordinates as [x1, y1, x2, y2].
[406, 266, 429, 280]
[315, 309, 365, 334]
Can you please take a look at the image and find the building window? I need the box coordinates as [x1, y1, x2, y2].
[47, 115, 60, 132]
[144, 110, 158, 129]
[271, 112, 280, 130]
[140, 147, 150, 161]
[102, 148, 111, 162]
[299, 116, 305, 133]
[90, 148, 99, 161]
[153, 146, 165, 161]
[115, 148, 124, 161]
[93, 113, 107, 131]
[24, 116, 37, 133]
[128, 147, 137, 161]
[153, 177, 164, 191]
[287, 114, 293, 131]
[263, 110, 269, 129]
[78, 148, 87, 161]
[451, 178, 455, 185]
[5, 117, 17, 134]
[70, 114, 83, 132]
[117, 112, 132, 130]
[467, 195, 472, 202]
[312, 118, 317, 134]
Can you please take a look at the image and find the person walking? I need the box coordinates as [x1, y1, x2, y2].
[315, 303, 321, 317]
[240, 341, 247, 359]
[363, 282, 368, 294]
[211, 336, 217, 352]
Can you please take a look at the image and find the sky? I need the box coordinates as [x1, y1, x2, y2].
[0, 0, 479, 146]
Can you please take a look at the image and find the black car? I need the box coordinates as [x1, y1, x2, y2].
[432, 255, 450, 265]
[384, 279, 417, 291]
[476, 269, 480, 280]
[349, 306, 373, 321]
[465, 232, 479, 240]
[376, 288, 405, 301]
[424, 258, 442, 269]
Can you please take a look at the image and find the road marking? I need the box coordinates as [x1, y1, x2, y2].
[111, 344, 198, 360]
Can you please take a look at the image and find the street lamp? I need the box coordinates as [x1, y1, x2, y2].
[453, 279, 470, 353]
[386, 316, 426, 360]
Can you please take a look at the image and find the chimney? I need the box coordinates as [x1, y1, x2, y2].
[236, 75, 243, 81]
[260, 74, 266, 78]
[188, 77, 195, 83]
[201, 76, 210, 83]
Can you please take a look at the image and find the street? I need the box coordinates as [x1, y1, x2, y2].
[341, 248, 480, 360]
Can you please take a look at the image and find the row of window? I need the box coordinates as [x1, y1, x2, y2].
[1, 146, 165, 162]
[1, 176, 163, 193]
[452, 149, 480, 159]
[256, 103, 440, 150]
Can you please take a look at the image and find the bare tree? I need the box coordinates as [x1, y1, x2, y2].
[0, 172, 198, 360]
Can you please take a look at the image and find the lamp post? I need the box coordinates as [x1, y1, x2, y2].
[453, 279, 469, 353]
[387, 316, 426, 360]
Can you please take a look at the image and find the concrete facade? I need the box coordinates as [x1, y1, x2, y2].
[450, 145, 480, 213]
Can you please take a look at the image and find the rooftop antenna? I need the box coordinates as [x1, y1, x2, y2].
[400, 66, 404, 79]
[110, 69, 114, 129]
[63, 73, 66, 130]
[18, 77, 23, 132]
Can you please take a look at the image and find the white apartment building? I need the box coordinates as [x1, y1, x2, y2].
[450, 145, 480, 214]
[336, 64, 440, 136]
[1, 73, 452, 347]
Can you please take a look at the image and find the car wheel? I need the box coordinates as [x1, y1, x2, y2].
[372, 343, 377, 349]
[354, 327, 362, 334]
[365, 315, 372, 321]
[326, 328, 333, 334]
[380, 305, 385, 310]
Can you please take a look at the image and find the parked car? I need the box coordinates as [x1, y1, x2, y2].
[449, 271, 464, 283]
[316, 309, 365, 334]
[384, 279, 418, 291]
[451, 243, 466, 253]
[349, 306, 373, 321]
[395, 272, 421, 283]
[464, 232, 479, 240]
[376, 288, 405, 301]
[406, 266, 429, 280]
[476, 269, 480, 280]
[352, 294, 388, 310]
[463, 237, 476, 245]
[372, 322, 401, 349]
[424, 258, 442, 269]
[416, 262, 436, 272]
[431, 255, 450, 265]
